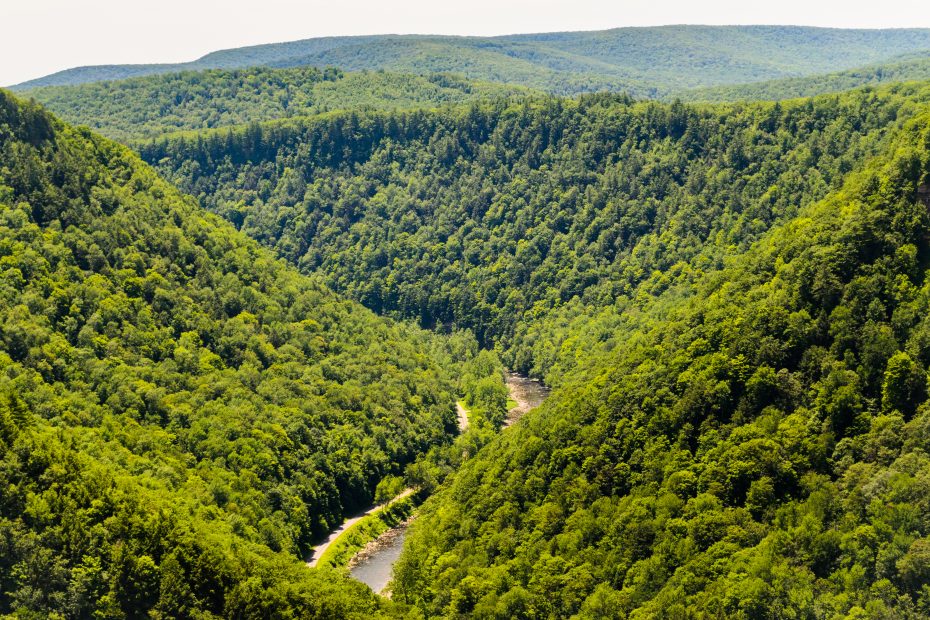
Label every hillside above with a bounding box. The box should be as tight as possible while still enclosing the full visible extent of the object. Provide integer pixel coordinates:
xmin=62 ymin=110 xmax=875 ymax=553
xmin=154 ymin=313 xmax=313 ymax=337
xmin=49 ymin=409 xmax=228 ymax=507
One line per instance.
xmin=11 ymin=19 xmax=930 ymax=616
xmin=682 ymin=52 xmax=930 ymax=102
xmin=14 ymin=26 xmax=930 ymax=96
xmin=393 ymin=100 xmax=930 ymax=617
xmin=133 ymin=83 xmax=930 ymax=616
xmin=0 ymin=90 xmax=462 ymax=617
xmin=22 ymin=66 xmax=532 ymax=142
xmin=143 ymin=84 xmax=930 ymax=380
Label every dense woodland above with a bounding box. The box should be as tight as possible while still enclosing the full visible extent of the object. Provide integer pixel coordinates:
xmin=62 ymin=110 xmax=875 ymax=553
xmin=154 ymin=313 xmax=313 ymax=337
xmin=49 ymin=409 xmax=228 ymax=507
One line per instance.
xmin=136 ymin=82 xmax=930 ymax=616
xmin=143 ymin=85 xmax=930 ymax=382
xmin=8 ymin=23 xmax=930 ymax=619
xmin=26 ymin=55 xmax=930 ymax=150
xmin=682 ymin=53 xmax=930 ymax=103
xmin=0 ymin=90 xmax=492 ymax=617
xmin=23 ymin=67 xmax=529 ymax=142
xmin=393 ymin=101 xmax=930 ymax=618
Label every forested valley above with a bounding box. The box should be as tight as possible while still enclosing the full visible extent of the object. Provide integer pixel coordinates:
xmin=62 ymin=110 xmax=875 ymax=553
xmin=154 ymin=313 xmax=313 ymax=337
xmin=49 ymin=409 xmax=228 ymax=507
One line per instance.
xmin=140 ymin=82 xmax=930 ymax=617
xmin=142 ymin=85 xmax=930 ymax=380
xmin=7 ymin=21 xmax=930 ymax=620
xmin=393 ymin=96 xmax=930 ymax=619
xmin=0 ymin=89 xmax=512 ymax=617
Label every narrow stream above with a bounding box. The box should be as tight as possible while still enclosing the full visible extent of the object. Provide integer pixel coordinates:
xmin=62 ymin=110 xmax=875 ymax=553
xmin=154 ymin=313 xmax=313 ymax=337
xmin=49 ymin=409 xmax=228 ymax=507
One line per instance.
xmin=348 ymin=527 xmax=408 ymax=594
xmin=346 ymin=372 xmax=548 ymax=594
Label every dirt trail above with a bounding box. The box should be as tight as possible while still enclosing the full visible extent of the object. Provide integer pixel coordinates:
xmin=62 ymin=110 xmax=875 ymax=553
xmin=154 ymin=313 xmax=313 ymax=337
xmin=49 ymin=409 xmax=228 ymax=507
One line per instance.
xmin=313 ymin=373 xmax=548 ymax=584
xmin=456 ymin=401 xmax=470 ymax=431
xmin=306 ymin=487 xmax=414 ymax=568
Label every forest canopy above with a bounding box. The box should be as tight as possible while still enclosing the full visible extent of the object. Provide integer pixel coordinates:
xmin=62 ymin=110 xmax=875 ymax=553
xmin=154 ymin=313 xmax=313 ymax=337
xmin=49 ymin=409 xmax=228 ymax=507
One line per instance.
xmin=389 ymin=89 xmax=930 ymax=619
xmin=0 ymin=89 xmax=465 ymax=618
xmin=9 ymin=28 xmax=930 ymax=615
xmin=144 ymin=84 xmax=930 ymax=382
xmin=22 ymin=66 xmax=531 ymax=142
xmin=135 ymin=81 xmax=930 ymax=617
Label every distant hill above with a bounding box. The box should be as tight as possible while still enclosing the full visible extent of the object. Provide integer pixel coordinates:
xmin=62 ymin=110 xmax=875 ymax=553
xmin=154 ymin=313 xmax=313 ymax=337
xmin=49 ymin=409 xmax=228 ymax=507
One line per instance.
xmin=21 ymin=66 xmax=533 ymax=142
xmin=680 ymin=52 xmax=930 ymax=102
xmin=14 ymin=26 xmax=930 ymax=96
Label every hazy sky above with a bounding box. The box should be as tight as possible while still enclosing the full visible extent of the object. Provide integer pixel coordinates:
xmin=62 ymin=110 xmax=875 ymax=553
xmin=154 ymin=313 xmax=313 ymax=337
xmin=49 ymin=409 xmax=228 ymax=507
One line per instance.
xmin=4 ymin=0 xmax=930 ymax=86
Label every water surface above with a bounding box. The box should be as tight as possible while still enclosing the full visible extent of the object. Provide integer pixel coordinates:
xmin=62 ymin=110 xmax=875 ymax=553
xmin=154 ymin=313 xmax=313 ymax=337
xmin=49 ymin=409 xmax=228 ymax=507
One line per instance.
xmin=505 ymin=372 xmax=551 ymax=425
xmin=349 ymin=527 xmax=408 ymax=594
xmin=347 ymin=373 xmax=549 ymax=593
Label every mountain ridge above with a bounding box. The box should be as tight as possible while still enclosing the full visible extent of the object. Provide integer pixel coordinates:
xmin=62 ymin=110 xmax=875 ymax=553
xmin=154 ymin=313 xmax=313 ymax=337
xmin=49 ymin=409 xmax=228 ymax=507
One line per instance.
xmin=19 ymin=66 xmax=534 ymax=142
xmin=681 ymin=51 xmax=930 ymax=102
xmin=14 ymin=25 xmax=930 ymax=96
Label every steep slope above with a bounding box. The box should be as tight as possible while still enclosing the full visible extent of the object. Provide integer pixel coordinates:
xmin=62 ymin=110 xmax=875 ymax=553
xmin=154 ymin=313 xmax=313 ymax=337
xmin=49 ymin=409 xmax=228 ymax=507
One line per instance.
xmin=682 ymin=52 xmax=930 ymax=102
xmin=22 ymin=67 xmax=533 ymax=142
xmin=0 ymin=90 xmax=456 ymax=617
xmin=143 ymin=84 xmax=930 ymax=383
xmin=393 ymin=90 xmax=930 ymax=618
xmin=13 ymin=26 xmax=930 ymax=96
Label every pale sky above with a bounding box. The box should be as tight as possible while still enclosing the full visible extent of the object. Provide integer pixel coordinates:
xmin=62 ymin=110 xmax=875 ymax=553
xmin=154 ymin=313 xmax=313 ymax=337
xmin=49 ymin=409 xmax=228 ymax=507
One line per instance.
xmin=3 ymin=0 xmax=930 ymax=86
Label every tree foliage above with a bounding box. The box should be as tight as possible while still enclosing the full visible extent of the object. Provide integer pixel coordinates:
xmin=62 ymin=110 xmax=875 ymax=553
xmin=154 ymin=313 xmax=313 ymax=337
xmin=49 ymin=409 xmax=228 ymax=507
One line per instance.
xmin=24 ymin=67 xmax=531 ymax=142
xmin=146 ymin=84 xmax=930 ymax=385
xmin=391 ymin=98 xmax=930 ymax=618
xmin=681 ymin=53 xmax=930 ymax=103
xmin=0 ymin=89 xmax=463 ymax=617
xmin=11 ymin=58 xmax=930 ymax=617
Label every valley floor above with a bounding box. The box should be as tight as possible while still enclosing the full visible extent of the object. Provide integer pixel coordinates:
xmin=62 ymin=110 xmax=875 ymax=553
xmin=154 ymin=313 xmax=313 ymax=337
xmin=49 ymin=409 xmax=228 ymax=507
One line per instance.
xmin=505 ymin=372 xmax=551 ymax=426
xmin=323 ymin=372 xmax=551 ymax=592
xmin=306 ymin=488 xmax=415 ymax=568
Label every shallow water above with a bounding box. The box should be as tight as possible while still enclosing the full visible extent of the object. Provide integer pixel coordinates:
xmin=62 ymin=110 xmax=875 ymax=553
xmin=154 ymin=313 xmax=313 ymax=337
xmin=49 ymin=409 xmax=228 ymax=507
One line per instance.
xmin=505 ymin=372 xmax=551 ymax=425
xmin=347 ymin=374 xmax=550 ymax=594
xmin=349 ymin=527 xmax=408 ymax=594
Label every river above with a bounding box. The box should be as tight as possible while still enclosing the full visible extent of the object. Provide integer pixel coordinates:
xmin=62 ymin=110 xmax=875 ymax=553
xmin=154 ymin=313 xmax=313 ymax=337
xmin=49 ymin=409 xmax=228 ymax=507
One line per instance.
xmin=346 ymin=372 xmax=549 ymax=593
xmin=306 ymin=488 xmax=413 ymax=568
xmin=348 ymin=526 xmax=408 ymax=595
xmin=505 ymin=372 xmax=550 ymax=426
